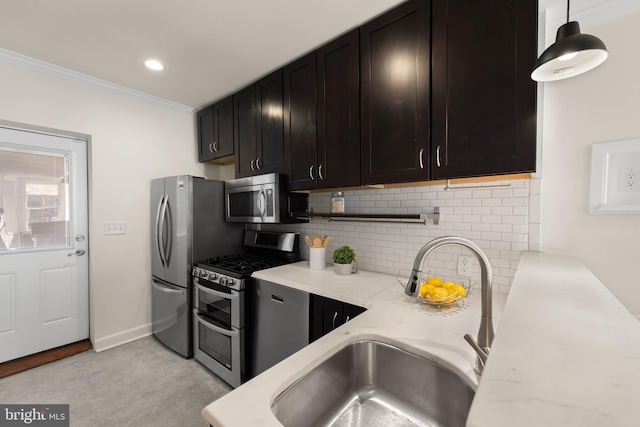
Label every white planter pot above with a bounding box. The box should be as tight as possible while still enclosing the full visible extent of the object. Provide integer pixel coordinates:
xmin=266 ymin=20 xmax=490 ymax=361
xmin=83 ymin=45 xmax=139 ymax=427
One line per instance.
xmin=334 ymin=262 xmax=354 ymax=276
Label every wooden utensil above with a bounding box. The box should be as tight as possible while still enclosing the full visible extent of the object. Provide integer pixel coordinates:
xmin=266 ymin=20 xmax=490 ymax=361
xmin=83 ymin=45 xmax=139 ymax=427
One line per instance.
xmin=304 ymin=236 xmax=313 ymax=248
xmin=322 ymin=236 xmax=331 ymax=247
xmin=313 ymin=237 xmax=322 ymax=248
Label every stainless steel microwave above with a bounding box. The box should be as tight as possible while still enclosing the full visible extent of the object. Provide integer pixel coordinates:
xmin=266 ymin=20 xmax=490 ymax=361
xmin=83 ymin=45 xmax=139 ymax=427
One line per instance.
xmin=225 ymin=173 xmax=307 ymax=223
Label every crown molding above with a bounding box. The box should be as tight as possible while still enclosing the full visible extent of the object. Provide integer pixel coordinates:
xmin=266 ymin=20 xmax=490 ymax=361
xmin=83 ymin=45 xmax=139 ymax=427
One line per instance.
xmin=0 ymin=48 xmax=194 ymax=113
xmin=545 ymin=1 xmax=640 ymax=42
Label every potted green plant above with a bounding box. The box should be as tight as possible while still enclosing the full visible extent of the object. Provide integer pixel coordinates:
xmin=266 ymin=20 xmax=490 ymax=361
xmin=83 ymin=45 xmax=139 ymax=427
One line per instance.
xmin=333 ymin=245 xmax=356 ymax=276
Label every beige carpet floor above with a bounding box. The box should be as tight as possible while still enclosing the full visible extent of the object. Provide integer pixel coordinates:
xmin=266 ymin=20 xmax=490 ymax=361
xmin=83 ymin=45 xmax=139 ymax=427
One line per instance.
xmin=0 ymin=336 xmax=231 ymax=426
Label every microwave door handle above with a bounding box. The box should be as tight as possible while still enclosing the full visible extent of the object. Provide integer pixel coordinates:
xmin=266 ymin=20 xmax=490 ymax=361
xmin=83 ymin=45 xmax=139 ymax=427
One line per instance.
xmin=257 ymin=190 xmax=266 ymax=218
xmin=195 ymin=283 xmax=239 ymax=301
xmin=194 ymin=312 xmax=239 ymax=337
xmin=156 ymin=195 xmax=167 ymax=267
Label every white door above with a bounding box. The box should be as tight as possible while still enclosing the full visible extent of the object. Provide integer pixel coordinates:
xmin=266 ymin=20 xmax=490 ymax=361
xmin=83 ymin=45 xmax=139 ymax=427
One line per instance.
xmin=0 ymin=126 xmax=88 ymax=363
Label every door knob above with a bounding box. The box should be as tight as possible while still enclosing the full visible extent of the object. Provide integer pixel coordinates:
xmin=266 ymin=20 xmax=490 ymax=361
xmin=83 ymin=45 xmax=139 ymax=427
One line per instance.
xmin=68 ymin=249 xmax=86 ymax=257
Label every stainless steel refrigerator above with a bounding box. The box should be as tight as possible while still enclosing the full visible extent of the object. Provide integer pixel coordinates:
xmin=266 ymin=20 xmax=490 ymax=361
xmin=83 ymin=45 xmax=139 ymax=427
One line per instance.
xmin=151 ymin=175 xmax=243 ymax=357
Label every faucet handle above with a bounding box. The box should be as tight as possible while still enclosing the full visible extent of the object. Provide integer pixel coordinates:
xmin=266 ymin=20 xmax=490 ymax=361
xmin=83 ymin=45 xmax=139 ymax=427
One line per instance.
xmin=464 ymin=333 xmax=489 ymax=373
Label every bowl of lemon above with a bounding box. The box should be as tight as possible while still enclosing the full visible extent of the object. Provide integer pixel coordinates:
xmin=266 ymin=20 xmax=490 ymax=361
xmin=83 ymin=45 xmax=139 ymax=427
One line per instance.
xmin=418 ymin=276 xmax=468 ymax=306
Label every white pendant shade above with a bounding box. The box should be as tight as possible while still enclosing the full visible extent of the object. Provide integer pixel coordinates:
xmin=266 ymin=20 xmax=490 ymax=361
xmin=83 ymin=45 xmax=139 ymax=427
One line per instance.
xmin=531 ymin=46 xmax=608 ymax=82
xmin=531 ymin=13 xmax=608 ymax=82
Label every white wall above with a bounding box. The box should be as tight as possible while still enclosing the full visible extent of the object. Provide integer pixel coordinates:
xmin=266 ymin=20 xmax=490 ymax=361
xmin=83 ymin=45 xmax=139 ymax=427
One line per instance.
xmin=540 ymin=11 xmax=640 ymax=317
xmin=0 ymin=60 xmax=204 ymax=350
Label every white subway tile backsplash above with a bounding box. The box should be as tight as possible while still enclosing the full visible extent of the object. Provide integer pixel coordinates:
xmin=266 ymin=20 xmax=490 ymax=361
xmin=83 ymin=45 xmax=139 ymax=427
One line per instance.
xmin=482 ymin=198 xmax=503 ymax=207
xmin=269 ymin=177 xmax=534 ymax=295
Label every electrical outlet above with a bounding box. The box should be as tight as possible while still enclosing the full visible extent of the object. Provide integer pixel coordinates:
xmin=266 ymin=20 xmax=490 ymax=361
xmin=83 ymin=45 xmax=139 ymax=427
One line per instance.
xmin=104 ymin=222 xmax=126 ymax=235
xmin=620 ymin=167 xmax=640 ymax=192
xmin=457 ymin=255 xmax=472 ymax=277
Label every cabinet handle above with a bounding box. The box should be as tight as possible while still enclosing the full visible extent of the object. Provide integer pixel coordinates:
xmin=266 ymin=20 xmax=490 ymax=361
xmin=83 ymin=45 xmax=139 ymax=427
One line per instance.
xmin=208 ymin=142 xmax=214 ymax=153
xmin=345 ymin=315 xmax=350 ymax=323
xmin=419 ymin=149 xmax=424 ymax=169
xmin=309 ymin=165 xmax=315 ymax=181
xmin=250 ymin=160 xmax=256 ymax=171
xmin=318 ymin=164 xmax=324 ymax=180
xmin=213 ymin=141 xmax=219 ymax=152
xmin=332 ymin=311 xmax=338 ymax=329
xmin=436 ymin=145 xmax=441 ymax=168
xmin=256 ymin=157 xmax=262 ymax=170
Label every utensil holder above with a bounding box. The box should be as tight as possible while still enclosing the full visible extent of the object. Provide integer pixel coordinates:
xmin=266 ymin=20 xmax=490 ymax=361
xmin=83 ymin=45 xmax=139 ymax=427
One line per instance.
xmin=309 ymin=247 xmax=326 ymax=271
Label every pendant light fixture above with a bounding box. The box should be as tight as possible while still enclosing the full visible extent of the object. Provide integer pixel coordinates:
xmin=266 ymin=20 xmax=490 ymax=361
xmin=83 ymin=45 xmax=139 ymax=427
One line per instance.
xmin=531 ymin=0 xmax=608 ymax=82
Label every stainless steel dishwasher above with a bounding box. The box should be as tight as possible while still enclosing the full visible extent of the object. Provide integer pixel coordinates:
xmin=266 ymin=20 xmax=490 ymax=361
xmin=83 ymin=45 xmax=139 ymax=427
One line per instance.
xmin=250 ymin=278 xmax=310 ymax=377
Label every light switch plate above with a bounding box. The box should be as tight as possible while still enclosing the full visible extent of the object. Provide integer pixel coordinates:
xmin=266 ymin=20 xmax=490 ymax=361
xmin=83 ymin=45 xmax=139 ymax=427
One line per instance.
xmin=104 ymin=222 xmax=126 ymax=235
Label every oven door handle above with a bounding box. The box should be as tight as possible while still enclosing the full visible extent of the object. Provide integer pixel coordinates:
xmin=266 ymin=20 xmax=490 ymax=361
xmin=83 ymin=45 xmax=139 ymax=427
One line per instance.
xmin=194 ymin=311 xmax=239 ymax=337
xmin=195 ymin=282 xmax=239 ymax=301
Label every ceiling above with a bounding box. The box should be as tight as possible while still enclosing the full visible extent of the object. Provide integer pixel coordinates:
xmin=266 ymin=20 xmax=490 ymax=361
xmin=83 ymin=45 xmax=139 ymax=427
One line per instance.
xmin=1 ymin=0 xmax=639 ymax=112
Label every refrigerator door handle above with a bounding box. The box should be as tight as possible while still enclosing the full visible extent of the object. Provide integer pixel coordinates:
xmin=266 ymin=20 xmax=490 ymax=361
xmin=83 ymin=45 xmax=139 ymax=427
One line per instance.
xmin=152 ymin=280 xmax=184 ymax=294
xmin=156 ymin=195 xmax=166 ymax=267
xmin=163 ymin=195 xmax=173 ymax=266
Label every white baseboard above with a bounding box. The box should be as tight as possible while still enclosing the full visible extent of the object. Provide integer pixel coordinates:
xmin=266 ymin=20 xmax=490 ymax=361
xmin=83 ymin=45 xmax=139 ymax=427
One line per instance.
xmin=92 ymin=323 xmax=152 ymax=352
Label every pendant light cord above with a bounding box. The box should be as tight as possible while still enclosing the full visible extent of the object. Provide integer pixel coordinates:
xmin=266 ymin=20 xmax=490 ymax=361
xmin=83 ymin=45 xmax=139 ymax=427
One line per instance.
xmin=566 ymin=0 xmax=570 ymax=23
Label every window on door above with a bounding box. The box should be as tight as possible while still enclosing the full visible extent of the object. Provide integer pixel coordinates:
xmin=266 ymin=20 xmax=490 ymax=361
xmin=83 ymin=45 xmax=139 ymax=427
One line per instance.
xmin=0 ymin=148 xmax=69 ymax=251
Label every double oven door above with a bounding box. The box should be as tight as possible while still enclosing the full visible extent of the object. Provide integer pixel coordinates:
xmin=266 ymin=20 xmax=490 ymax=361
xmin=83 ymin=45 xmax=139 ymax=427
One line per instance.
xmin=192 ymin=275 xmax=244 ymax=388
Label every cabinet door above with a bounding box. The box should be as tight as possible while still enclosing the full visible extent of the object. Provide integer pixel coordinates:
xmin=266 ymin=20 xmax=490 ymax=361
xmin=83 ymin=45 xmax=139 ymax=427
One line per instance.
xmin=309 ymin=295 xmax=366 ymax=343
xmin=234 ymin=85 xmax=257 ymax=178
xmin=342 ymin=302 xmax=366 ymax=324
xmin=317 ymin=29 xmax=360 ymax=189
xmin=360 ymin=0 xmax=430 ymax=185
xmin=197 ymin=106 xmax=216 ymax=162
xmin=255 ymin=70 xmax=284 ymax=175
xmin=309 ymin=294 xmax=342 ymax=343
xmin=431 ymin=0 xmax=537 ymax=179
xmin=213 ymin=95 xmax=234 ymax=158
xmin=284 ymin=53 xmax=317 ymax=191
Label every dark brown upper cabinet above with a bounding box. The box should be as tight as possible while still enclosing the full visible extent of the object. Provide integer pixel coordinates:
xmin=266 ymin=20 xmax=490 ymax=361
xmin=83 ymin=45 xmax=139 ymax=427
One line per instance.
xmin=234 ymin=70 xmax=285 ymax=178
xmin=360 ymin=0 xmax=430 ymax=185
xmin=283 ymin=53 xmax=317 ymax=190
xmin=197 ymin=96 xmax=234 ymax=163
xmin=430 ymin=0 xmax=537 ymax=179
xmin=284 ymin=29 xmax=360 ymax=191
xmin=317 ymin=29 xmax=360 ymax=189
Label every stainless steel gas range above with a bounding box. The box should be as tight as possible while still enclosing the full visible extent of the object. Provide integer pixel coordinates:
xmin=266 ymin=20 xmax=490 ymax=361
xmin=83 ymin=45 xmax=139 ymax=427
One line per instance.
xmin=191 ymin=230 xmax=299 ymax=388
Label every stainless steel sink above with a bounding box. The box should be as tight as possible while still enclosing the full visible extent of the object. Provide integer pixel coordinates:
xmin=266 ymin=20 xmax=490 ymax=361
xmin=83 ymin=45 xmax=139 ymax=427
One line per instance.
xmin=271 ymin=340 xmax=475 ymax=427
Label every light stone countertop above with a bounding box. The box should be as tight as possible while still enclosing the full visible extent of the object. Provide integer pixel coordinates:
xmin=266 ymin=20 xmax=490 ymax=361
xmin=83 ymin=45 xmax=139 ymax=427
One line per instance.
xmin=466 ymin=251 xmax=640 ymax=427
xmin=201 ymin=252 xmax=640 ymax=426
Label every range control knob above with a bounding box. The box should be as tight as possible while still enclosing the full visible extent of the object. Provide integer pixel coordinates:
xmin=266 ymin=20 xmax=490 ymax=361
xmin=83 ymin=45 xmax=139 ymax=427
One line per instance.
xmin=209 ymin=272 xmax=218 ymax=281
xmin=219 ymin=277 xmax=227 ymax=286
xmin=226 ymin=278 xmax=235 ymax=287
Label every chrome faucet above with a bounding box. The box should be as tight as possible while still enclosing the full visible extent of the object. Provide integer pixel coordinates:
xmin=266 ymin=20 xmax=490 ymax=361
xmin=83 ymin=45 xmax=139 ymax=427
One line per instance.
xmin=405 ymin=236 xmax=494 ymax=374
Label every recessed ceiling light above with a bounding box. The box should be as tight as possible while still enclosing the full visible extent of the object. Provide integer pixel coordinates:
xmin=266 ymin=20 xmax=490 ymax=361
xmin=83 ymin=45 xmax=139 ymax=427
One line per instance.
xmin=144 ymin=59 xmax=164 ymax=71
